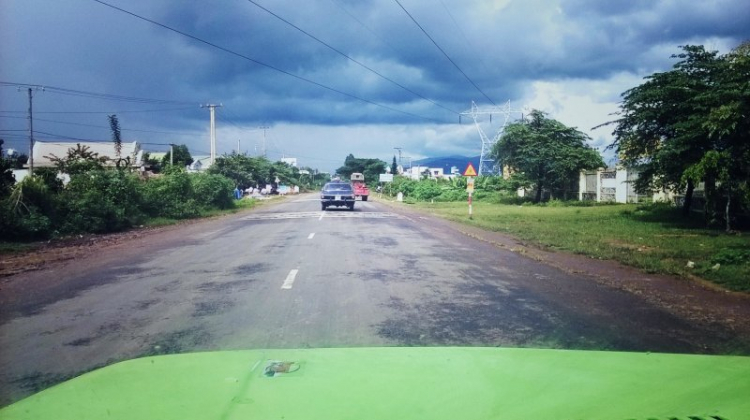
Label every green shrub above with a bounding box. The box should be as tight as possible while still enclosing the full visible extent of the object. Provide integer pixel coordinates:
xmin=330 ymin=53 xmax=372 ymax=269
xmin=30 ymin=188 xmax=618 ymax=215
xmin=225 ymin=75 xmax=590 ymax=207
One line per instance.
xmin=435 ymin=189 xmax=467 ymax=202
xmin=0 ymin=198 xmax=53 ymax=240
xmin=496 ymin=195 xmax=532 ymax=205
xmin=472 ymin=191 xmax=489 ymax=200
xmin=190 ymin=173 xmax=235 ymax=210
xmin=0 ymin=176 xmax=58 ymax=240
xmin=32 ymin=168 xmax=64 ymax=193
xmin=711 ymin=249 xmax=750 ymax=265
xmin=0 ymin=168 xmax=243 ymax=241
xmin=413 ymin=182 xmax=443 ymax=200
xmin=14 ymin=176 xmax=59 ymax=217
xmin=141 ymin=171 xmax=200 ymax=219
xmin=545 ymin=199 xmax=567 ymax=207
xmin=391 ymin=177 xmax=419 ymax=197
xmin=58 ymin=171 xmax=144 ymax=233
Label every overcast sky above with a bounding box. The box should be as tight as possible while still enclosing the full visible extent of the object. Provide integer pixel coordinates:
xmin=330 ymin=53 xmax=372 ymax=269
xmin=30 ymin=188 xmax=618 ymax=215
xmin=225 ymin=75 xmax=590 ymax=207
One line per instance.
xmin=1 ymin=0 xmax=748 ymax=171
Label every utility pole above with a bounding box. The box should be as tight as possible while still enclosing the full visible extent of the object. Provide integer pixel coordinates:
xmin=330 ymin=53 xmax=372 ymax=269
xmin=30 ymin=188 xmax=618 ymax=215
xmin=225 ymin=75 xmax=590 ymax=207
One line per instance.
xmin=201 ymin=103 xmax=222 ymax=167
xmin=394 ymin=147 xmax=402 ymax=165
xmin=27 ymin=88 xmax=34 ymax=173
xmin=237 ymin=139 xmax=241 ymax=154
xmin=20 ymin=86 xmax=43 ymax=174
xmin=170 ymin=143 xmax=174 ymax=166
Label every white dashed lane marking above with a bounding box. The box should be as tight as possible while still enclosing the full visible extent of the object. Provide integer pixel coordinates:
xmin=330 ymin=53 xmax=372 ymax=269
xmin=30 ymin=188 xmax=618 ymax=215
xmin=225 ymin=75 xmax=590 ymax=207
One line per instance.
xmin=281 ymin=269 xmax=299 ymax=290
xmin=308 ymin=233 xmax=315 ymax=239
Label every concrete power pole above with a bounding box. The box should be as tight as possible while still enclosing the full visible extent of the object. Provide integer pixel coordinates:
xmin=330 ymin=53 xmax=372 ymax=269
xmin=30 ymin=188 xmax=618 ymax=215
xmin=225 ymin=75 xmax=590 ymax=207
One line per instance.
xmin=201 ymin=103 xmax=222 ymax=167
xmin=27 ymin=88 xmax=34 ymax=174
xmin=15 ymin=85 xmax=43 ymax=174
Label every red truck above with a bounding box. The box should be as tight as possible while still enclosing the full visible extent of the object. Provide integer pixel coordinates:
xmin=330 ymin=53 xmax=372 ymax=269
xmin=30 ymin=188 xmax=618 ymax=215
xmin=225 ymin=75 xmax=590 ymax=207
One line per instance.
xmin=350 ymin=172 xmax=369 ymax=201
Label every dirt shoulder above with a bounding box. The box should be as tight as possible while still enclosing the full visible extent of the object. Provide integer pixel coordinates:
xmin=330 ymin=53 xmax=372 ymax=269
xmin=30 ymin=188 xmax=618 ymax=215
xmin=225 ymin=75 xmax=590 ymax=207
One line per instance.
xmin=1 ymin=218 xmax=215 ymax=278
xmin=375 ymin=197 xmax=750 ymax=343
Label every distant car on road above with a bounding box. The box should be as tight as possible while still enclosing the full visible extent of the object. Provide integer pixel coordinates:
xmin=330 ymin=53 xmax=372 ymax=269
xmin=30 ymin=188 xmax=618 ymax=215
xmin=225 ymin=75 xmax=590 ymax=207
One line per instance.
xmin=321 ymin=182 xmax=355 ymax=211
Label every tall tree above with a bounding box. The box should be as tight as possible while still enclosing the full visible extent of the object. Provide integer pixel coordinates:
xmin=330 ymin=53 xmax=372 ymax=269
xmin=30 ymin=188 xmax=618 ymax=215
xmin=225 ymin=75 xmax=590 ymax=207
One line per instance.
xmin=492 ymin=110 xmax=603 ymax=202
xmin=606 ymin=45 xmax=722 ymax=215
xmin=391 ymin=155 xmax=398 ymax=175
xmin=336 ymin=154 xmax=386 ymax=184
xmin=607 ymin=44 xmax=749 ymax=227
xmin=682 ymin=42 xmax=750 ymax=230
xmin=208 ymin=153 xmax=298 ymax=189
xmin=108 ymin=114 xmax=130 ymax=169
xmin=162 ymin=144 xmax=194 ymax=168
xmin=109 ymin=115 xmax=122 ymax=157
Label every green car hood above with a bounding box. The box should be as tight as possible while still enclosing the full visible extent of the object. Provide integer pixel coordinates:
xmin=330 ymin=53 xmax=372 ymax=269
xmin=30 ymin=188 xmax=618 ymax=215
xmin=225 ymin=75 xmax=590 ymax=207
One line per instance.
xmin=2 ymin=347 xmax=749 ymax=420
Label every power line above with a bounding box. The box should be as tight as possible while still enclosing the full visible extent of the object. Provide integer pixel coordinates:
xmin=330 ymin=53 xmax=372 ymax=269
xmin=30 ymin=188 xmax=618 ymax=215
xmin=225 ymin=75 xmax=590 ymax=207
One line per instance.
xmin=393 ymin=0 xmax=496 ymax=106
xmin=328 ymin=0 xmax=403 ymax=58
xmin=437 ymin=0 xmax=494 ymax=78
xmin=0 ymin=106 xmax=197 ymax=115
xmin=30 ymin=135 xmax=179 ymax=148
xmin=0 ymin=81 xmax=194 ymax=105
xmin=33 ymin=130 xmax=110 ymax=142
xmin=90 ymin=0 xmax=445 ymax=124
xmin=30 ymin=117 xmax=205 ymax=137
xmin=216 ymin=112 xmax=255 ymax=133
xmin=245 ymin=0 xmax=460 ymax=115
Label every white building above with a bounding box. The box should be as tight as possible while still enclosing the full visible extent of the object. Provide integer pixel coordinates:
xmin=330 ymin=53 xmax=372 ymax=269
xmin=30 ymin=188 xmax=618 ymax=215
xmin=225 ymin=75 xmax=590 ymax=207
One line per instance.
xmin=280 ymin=157 xmax=298 ymax=167
xmin=579 ymin=166 xmax=643 ymax=203
xmin=405 ymin=165 xmax=430 ymax=180
xmin=188 ymin=155 xmax=212 ymax=172
xmin=405 ymin=166 xmax=456 ymax=180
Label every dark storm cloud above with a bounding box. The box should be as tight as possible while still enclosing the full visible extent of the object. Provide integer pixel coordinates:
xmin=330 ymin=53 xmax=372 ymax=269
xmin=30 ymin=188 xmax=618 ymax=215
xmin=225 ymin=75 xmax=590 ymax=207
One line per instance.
xmin=1 ymin=0 xmax=748 ymax=169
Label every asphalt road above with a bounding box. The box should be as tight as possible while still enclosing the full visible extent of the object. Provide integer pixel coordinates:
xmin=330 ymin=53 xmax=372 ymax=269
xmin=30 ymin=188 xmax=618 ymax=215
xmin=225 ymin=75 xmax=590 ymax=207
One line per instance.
xmin=0 ymin=195 xmax=742 ymax=405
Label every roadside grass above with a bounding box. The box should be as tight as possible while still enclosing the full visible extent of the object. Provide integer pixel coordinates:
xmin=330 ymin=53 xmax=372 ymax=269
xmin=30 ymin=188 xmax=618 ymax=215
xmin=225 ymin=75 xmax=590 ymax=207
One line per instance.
xmin=143 ymin=197 xmax=266 ymax=227
xmin=414 ymin=201 xmax=750 ymax=292
xmin=0 ymin=243 xmax=36 ymax=254
xmin=141 ymin=217 xmax=182 ymax=228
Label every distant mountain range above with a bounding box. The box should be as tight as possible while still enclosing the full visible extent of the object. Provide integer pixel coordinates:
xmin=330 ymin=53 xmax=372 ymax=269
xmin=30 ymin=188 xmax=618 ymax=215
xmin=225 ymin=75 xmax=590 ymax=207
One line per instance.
xmin=411 ymin=155 xmax=480 ymax=172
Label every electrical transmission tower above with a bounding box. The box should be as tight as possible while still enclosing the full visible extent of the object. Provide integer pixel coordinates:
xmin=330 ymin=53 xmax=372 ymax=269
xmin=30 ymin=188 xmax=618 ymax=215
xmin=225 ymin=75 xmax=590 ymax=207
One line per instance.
xmin=461 ymin=100 xmax=522 ymax=176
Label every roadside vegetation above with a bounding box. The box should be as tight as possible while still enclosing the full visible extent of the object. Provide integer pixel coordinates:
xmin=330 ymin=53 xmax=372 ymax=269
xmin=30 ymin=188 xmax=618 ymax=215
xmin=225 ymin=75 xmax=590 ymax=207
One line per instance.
xmin=412 ymin=200 xmax=750 ymax=292
xmin=0 ymin=137 xmax=320 ymax=244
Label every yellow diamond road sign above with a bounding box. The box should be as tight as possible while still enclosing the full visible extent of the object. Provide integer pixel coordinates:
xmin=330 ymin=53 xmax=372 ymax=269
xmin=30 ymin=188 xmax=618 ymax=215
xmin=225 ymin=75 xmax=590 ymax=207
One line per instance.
xmin=463 ymin=163 xmax=477 ymax=177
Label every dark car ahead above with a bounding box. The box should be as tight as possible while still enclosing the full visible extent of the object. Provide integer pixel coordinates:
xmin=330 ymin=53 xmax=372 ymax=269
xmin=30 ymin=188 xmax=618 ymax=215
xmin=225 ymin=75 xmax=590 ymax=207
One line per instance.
xmin=321 ymin=182 xmax=355 ymax=211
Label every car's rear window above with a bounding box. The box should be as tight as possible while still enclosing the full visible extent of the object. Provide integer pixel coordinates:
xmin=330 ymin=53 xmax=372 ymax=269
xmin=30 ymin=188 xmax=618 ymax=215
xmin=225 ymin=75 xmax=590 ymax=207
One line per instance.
xmin=323 ymin=183 xmax=353 ymax=191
